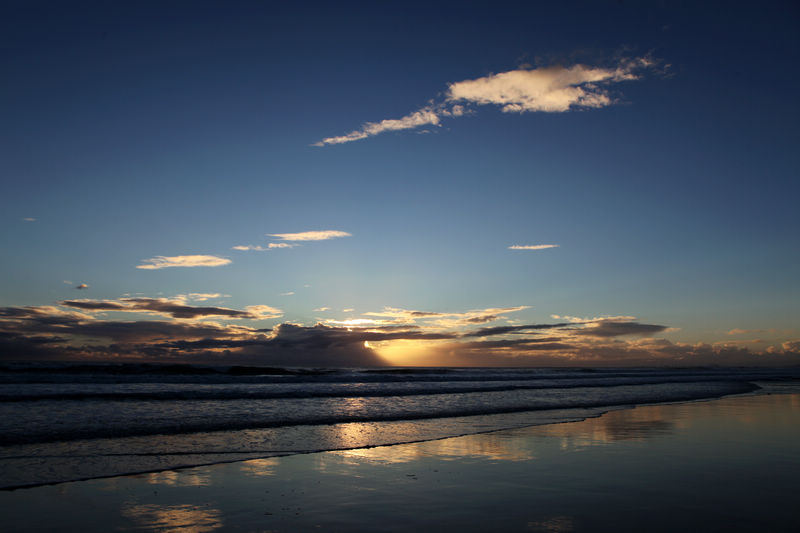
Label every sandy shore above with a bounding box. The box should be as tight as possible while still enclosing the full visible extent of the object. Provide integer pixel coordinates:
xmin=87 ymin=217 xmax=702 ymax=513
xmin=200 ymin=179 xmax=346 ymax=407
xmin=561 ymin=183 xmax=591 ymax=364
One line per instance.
xmin=3 ymin=392 xmax=799 ymax=532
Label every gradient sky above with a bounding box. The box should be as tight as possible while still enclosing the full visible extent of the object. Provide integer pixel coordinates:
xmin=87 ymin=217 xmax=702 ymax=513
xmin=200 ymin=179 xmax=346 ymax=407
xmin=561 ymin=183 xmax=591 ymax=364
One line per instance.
xmin=2 ymin=1 xmax=799 ymax=366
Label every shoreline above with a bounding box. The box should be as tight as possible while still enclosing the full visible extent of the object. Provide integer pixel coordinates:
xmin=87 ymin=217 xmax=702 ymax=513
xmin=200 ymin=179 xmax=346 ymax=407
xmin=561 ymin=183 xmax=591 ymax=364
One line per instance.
xmin=3 ymin=391 xmax=799 ymax=532
xmin=0 ymin=382 xmax=774 ymax=492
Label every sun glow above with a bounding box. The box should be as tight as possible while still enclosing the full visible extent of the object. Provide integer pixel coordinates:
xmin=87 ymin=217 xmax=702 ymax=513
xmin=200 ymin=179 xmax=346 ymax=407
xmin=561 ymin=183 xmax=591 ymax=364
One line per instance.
xmin=372 ymin=339 xmax=443 ymax=367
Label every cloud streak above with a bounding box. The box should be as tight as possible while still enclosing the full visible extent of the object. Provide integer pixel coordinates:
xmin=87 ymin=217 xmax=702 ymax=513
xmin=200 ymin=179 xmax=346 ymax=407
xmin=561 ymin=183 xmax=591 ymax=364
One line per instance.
xmin=232 ymin=243 xmax=298 ymax=251
xmin=314 ymin=108 xmax=440 ymax=146
xmin=59 ymin=298 xmax=282 ymax=320
xmin=315 ymin=58 xmax=654 ymax=145
xmin=136 ymin=255 xmax=231 ymax=270
xmin=509 ymin=244 xmax=559 ymax=250
xmin=268 ymin=230 xmax=352 ymax=241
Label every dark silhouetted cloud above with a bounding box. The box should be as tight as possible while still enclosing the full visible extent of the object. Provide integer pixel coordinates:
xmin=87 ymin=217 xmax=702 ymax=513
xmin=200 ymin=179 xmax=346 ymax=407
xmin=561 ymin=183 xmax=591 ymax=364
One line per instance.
xmin=60 ymin=298 xmax=281 ymax=320
xmin=575 ymin=321 xmax=668 ymax=338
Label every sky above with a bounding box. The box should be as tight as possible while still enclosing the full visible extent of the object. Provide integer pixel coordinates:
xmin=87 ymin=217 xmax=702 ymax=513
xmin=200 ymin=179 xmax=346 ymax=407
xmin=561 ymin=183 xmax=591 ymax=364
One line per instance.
xmin=1 ymin=1 xmax=799 ymax=367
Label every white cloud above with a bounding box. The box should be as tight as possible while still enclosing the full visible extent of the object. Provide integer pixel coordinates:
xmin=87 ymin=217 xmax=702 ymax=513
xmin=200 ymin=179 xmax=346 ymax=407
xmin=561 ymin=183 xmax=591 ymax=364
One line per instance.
xmin=509 ymin=244 xmax=559 ymax=250
xmin=314 ymin=58 xmax=653 ymax=145
xmin=268 ymin=230 xmax=351 ymax=241
xmin=244 ymin=305 xmax=283 ymax=319
xmin=136 ymin=255 xmax=232 ymax=270
xmin=22 ymin=217 xmax=36 ymax=222
xmin=232 ymin=243 xmax=299 ymax=251
xmin=314 ymin=107 xmax=440 ymax=146
xmin=176 ymin=293 xmax=227 ymax=302
xmin=363 ymin=305 xmax=530 ymax=327
xmin=281 ymin=291 xmax=295 ymax=296
xmin=314 ymin=307 xmax=330 ymax=312
xmin=447 ymin=60 xmax=650 ymax=113
xmin=551 ymin=314 xmax=637 ymax=323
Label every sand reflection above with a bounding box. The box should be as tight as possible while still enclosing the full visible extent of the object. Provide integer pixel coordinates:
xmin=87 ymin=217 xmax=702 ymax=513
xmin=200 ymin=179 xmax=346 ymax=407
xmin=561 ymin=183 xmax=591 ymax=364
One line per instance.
xmin=534 ymin=405 xmax=676 ymax=449
xmin=326 ymin=431 xmax=535 ymax=465
xmin=121 ymin=503 xmax=223 ymax=532
xmin=142 ymin=470 xmax=210 ymax=487
xmin=239 ymin=457 xmax=280 ymax=477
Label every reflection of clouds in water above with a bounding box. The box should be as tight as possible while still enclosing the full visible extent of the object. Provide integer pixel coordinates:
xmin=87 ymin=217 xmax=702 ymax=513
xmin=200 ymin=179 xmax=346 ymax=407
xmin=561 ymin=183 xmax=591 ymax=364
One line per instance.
xmin=671 ymin=394 xmax=800 ymax=427
xmin=239 ymin=457 xmax=280 ymax=477
xmin=537 ymin=407 xmax=675 ymax=450
xmin=121 ymin=503 xmax=223 ymax=532
xmin=327 ymin=432 xmax=535 ymax=464
xmin=142 ymin=470 xmax=210 ymax=487
xmin=527 ymin=515 xmax=575 ymax=532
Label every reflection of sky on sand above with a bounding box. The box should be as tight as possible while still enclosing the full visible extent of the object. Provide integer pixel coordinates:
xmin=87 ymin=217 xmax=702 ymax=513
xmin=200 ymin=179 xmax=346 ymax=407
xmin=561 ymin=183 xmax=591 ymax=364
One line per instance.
xmin=328 ymin=431 xmax=535 ymax=464
xmin=121 ymin=503 xmax=223 ymax=532
xmin=239 ymin=457 xmax=280 ymax=477
xmin=139 ymin=470 xmax=211 ymax=487
xmin=533 ymin=406 xmax=677 ymax=450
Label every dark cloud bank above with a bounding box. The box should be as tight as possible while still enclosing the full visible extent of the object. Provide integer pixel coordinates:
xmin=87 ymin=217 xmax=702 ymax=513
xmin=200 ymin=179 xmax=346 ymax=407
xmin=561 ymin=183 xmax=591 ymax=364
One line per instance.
xmin=1 ymin=305 xmax=798 ymax=367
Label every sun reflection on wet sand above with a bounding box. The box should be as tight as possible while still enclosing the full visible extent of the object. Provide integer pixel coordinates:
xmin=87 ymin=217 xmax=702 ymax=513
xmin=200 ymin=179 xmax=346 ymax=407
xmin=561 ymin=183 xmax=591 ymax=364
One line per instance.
xmin=330 ymin=430 xmax=535 ymax=464
xmin=121 ymin=503 xmax=223 ymax=532
xmin=239 ymin=457 xmax=280 ymax=477
xmin=140 ymin=470 xmax=211 ymax=487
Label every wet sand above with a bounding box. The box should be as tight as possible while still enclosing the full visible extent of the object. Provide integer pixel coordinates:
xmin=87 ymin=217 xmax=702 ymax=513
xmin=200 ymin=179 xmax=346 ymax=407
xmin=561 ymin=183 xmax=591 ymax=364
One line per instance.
xmin=2 ymin=393 xmax=799 ymax=532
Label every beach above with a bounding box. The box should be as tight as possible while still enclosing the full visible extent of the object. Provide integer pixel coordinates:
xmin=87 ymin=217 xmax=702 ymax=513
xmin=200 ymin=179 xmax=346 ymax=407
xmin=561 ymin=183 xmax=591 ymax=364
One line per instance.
xmin=3 ymin=392 xmax=798 ymax=532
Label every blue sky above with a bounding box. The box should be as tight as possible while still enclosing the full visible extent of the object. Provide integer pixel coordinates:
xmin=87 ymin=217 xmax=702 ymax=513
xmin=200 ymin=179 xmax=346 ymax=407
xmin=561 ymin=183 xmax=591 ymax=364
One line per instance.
xmin=1 ymin=1 xmax=798 ymax=366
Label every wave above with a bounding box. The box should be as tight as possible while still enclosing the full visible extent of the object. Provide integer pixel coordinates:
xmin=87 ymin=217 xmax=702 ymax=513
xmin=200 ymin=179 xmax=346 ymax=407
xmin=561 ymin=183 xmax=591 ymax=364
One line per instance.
xmin=0 ymin=375 xmax=772 ymax=402
xmin=0 ymin=381 xmax=759 ymax=446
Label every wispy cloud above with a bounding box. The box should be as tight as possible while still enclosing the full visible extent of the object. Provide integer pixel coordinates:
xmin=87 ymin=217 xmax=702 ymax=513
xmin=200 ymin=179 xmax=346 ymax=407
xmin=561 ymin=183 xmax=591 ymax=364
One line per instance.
xmin=314 ymin=57 xmax=654 ymax=145
xmin=314 ymin=307 xmax=330 ymax=312
xmin=281 ymin=291 xmax=295 ymax=296
xmin=22 ymin=217 xmax=36 ymax=222
xmin=175 ymin=293 xmax=227 ymax=302
xmin=232 ymin=243 xmax=298 ymax=251
xmin=362 ymin=305 xmax=530 ymax=327
xmin=136 ymin=255 xmax=231 ymax=270
xmin=509 ymin=244 xmax=559 ymax=250
xmin=268 ymin=230 xmax=352 ymax=241
xmin=314 ymin=107 xmax=440 ymax=146
xmin=75 ymin=283 xmax=89 ymax=290
xmin=60 ymin=297 xmax=282 ymax=320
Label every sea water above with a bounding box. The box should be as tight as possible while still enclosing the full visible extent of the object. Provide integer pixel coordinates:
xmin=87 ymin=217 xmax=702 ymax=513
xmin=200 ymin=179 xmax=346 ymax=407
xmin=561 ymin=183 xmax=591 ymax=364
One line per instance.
xmin=1 ymin=363 xmax=798 ymax=490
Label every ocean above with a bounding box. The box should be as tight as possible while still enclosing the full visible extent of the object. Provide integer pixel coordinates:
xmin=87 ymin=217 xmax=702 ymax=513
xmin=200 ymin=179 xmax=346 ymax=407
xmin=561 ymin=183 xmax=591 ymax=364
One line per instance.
xmin=1 ymin=363 xmax=798 ymax=490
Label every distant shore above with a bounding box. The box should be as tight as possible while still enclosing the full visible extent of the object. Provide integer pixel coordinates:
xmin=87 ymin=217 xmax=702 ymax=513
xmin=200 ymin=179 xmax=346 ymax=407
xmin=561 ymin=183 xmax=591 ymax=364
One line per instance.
xmin=2 ymin=392 xmax=799 ymax=532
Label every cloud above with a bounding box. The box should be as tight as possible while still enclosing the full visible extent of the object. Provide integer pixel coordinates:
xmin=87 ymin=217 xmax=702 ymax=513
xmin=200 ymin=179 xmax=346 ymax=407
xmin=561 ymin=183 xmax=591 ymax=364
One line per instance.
xmin=2 ymin=303 xmax=799 ymax=367
xmin=281 ymin=292 xmax=295 ymax=296
xmin=314 ymin=107 xmax=440 ymax=146
xmin=22 ymin=217 xmax=36 ymax=222
xmin=509 ymin=244 xmax=559 ymax=250
xmin=75 ymin=283 xmax=89 ymax=290
xmin=232 ymin=243 xmax=298 ymax=251
xmin=314 ymin=57 xmax=654 ymax=145
xmin=60 ymin=298 xmax=282 ymax=320
xmin=462 ymin=323 xmax=573 ymax=337
xmin=574 ymin=320 xmax=668 ymax=338
xmin=136 ymin=255 xmax=231 ymax=270
xmin=268 ymin=230 xmax=351 ymax=241
xmin=314 ymin=307 xmax=330 ymax=312
xmin=175 ymin=293 xmax=227 ymax=302
xmin=447 ymin=59 xmax=651 ymax=113
xmin=362 ymin=306 xmax=529 ymax=326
